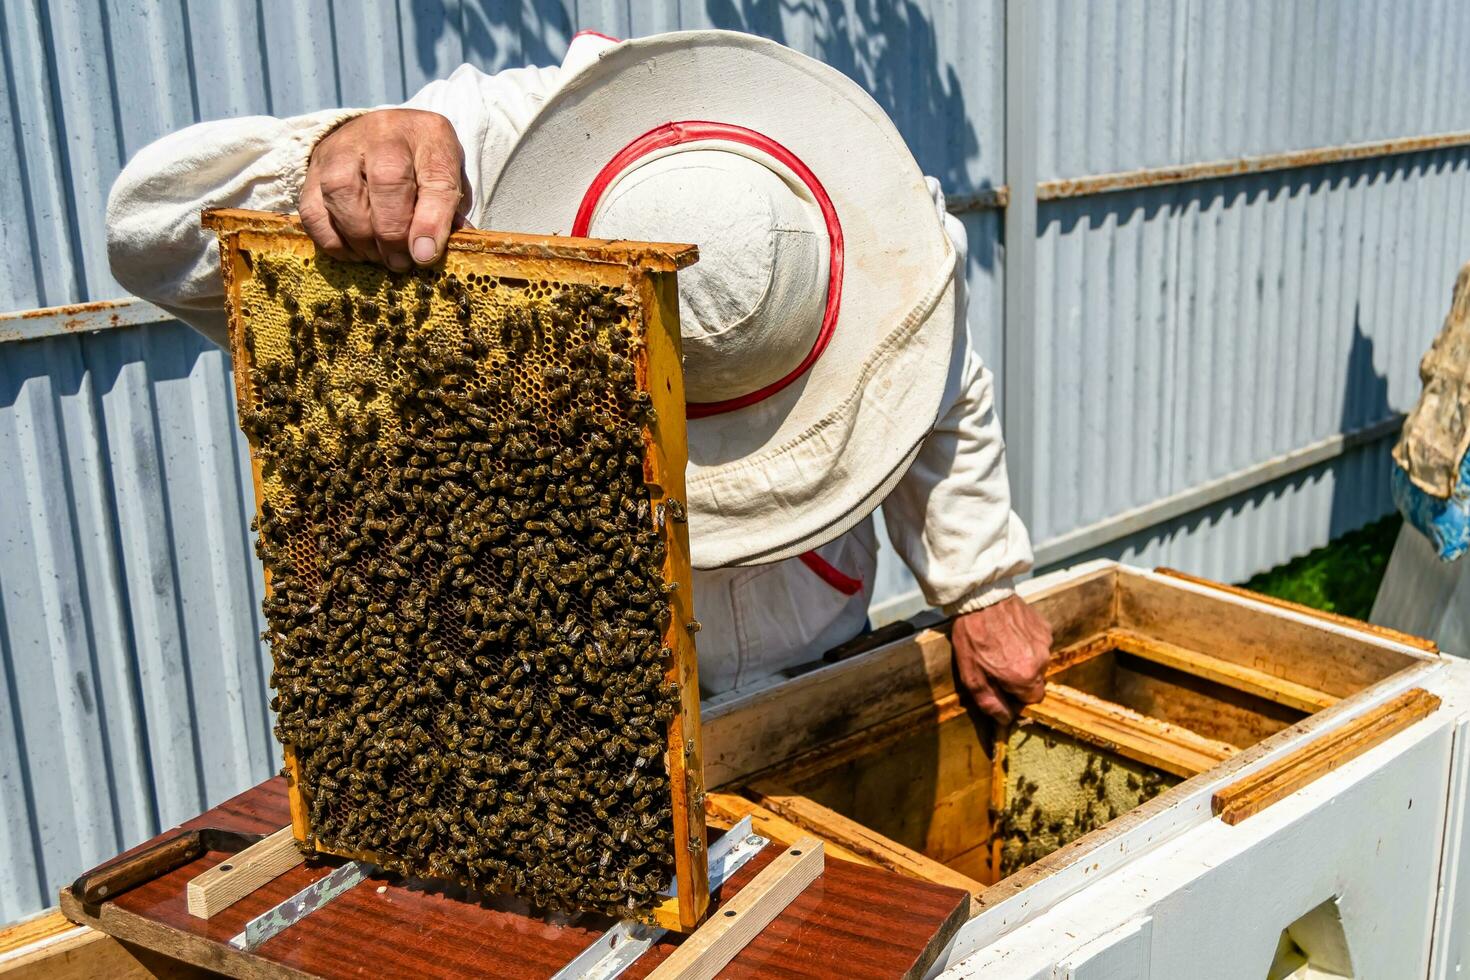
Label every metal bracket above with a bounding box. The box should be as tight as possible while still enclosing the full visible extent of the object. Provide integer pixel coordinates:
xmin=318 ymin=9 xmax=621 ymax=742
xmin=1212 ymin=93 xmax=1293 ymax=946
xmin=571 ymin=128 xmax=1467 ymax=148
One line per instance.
xmin=553 ymin=816 xmax=769 ymax=980
xmin=229 ymin=860 xmax=372 ymax=951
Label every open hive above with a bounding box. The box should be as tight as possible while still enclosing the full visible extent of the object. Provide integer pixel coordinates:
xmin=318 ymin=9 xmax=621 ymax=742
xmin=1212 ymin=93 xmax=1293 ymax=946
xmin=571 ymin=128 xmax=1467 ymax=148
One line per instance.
xmin=204 ymin=209 xmax=708 ymax=928
xmin=733 ymin=564 xmax=1439 ymax=905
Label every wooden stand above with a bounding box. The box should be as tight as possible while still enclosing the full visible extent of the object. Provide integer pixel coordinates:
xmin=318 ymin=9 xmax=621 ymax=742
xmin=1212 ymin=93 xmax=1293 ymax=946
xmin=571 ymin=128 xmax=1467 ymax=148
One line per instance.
xmin=55 ymin=779 xmax=968 ymax=980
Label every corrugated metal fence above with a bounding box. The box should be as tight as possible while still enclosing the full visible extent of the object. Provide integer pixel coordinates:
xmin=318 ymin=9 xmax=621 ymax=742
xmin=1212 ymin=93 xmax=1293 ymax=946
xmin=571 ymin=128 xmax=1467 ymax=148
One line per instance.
xmin=1 ymin=0 xmax=1466 ymax=920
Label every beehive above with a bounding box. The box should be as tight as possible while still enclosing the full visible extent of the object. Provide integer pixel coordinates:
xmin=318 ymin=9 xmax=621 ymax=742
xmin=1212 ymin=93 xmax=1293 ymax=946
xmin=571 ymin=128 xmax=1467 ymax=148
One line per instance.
xmin=204 ymin=209 xmax=708 ymax=928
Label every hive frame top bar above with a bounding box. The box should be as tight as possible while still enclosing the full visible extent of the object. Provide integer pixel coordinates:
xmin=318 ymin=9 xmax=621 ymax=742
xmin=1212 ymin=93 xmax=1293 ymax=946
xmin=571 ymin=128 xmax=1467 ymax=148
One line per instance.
xmin=202 ymin=208 xmax=699 ymax=272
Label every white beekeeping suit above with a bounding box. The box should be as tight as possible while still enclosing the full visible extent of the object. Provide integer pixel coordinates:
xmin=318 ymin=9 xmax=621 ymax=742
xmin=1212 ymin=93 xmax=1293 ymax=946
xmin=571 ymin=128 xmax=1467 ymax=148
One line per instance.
xmin=108 ymin=32 xmax=1033 ymax=696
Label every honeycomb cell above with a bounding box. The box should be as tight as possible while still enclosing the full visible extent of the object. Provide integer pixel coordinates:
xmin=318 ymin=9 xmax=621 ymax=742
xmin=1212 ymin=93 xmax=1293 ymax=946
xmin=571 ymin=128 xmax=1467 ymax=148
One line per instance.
xmin=237 ymin=248 xmax=679 ymax=916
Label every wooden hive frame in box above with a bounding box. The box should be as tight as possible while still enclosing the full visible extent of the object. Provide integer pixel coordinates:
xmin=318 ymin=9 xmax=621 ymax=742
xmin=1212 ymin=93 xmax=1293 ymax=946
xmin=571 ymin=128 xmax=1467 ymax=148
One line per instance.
xmin=699 ymin=561 xmax=1440 ymax=907
xmin=203 ymin=208 xmax=710 ymax=930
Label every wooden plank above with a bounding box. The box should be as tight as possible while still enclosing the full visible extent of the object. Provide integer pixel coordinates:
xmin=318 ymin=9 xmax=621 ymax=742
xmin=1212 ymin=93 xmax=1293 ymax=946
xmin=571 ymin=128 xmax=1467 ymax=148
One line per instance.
xmin=744 ymin=692 xmax=995 ymax=881
xmin=0 ymin=911 xmax=75 ymax=955
xmin=1116 ymin=567 xmax=1432 ymax=699
xmin=704 ymin=792 xmax=877 ymax=867
xmin=1105 ymin=655 xmax=1303 ymax=750
xmin=1023 ymin=684 xmax=1237 ymax=779
xmin=214 ymin=231 xmax=307 ymax=851
xmin=749 ymin=788 xmax=985 ymax=908
xmin=201 ymin=208 xmax=700 ymax=271
xmin=1109 ymin=629 xmax=1339 ymax=714
xmin=62 ymin=778 xmax=969 ymax=980
xmin=990 ymin=726 xmax=1009 ymax=884
xmin=1046 ymin=632 xmax=1116 ymax=676
xmin=648 ymin=896 xmax=686 ymax=931
xmin=944 ymin=842 xmax=993 ymax=886
xmin=746 ymin=692 xmax=973 ymax=790
xmin=638 ymin=264 xmax=708 ymax=930
xmin=60 ymin=891 xmax=309 ymax=980
xmin=1051 ymin=625 xmax=1337 ymax=718
xmin=648 ymin=839 xmax=824 ymax=980
xmin=1212 ymin=688 xmax=1441 ymax=824
xmin=1153 ymin=566 xmax=1439 ymax=652
xmin=1 ymin=927 xmax=102 ymax=979
xmin=912 ymin=715 xmax=997 ymax=877
xmin=703 ymin=628 xmax=956 ymax=788
xmin=1220 ymin=688 xmax=1441 ymax=805
xmin=1026 ymin=563 xmax=1119 ymax=649
xmin=279 ymin=744 xmax=309 ymax=850
xmin=0 ymin=925 xmax=209 ymax=979
xmin=186 ymin=827 xmax=300 ymax=919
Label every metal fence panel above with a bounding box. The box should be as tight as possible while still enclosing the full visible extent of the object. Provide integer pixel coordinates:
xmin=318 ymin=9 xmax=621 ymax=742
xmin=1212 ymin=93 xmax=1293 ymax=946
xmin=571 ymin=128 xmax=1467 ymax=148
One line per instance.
xmin=0 ymin=321 xmax=270 ymax=921
xmin=1024 ymin=0 xmax=1470 ymax=568
xmin=1030 ymin=152 xmax=1470 ymax=546
xmin=1 ymin=0 xmax=1467 ymax=924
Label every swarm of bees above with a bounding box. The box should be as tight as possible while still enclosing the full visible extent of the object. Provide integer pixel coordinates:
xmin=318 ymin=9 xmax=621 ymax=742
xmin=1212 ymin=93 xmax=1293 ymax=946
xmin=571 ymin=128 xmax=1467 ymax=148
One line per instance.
xmin=237 ymin=250 xmax=680 ymax=915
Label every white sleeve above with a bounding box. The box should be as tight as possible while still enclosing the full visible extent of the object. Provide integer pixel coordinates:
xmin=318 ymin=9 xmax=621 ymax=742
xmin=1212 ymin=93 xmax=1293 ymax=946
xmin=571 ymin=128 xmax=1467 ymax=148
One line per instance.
xmin=106 ymin=107 xmax=364 ymax=346
xmin=106 ymin=62 xmax=563 ymax=348
xmin=881 ymin=186 xmax=1035 ymax=614
xmin=401 ymin=62 xmax=563 ymax=224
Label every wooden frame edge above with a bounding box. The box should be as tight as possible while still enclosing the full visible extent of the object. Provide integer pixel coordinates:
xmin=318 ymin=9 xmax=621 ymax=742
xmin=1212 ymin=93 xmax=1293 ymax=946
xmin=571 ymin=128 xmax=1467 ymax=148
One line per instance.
xmin=1047 ymin=624 xmax=1342 ymax=715
xmin=60 ymin=888 xmax=310 ymax=980
xmin=637 ymin=265 xmax=709 ymax=930
xmin=1108 ymin=628 xmax=1338 ymax=714
xmin=1153 ymin=566 xmax=1439 ymax=653
xmin=647 ymin=839 xmax=824 ymax=980
xmin=1021 ymin=683 xmax=1237 ymax=780
xmin=703 ymin=792 xmax=876 ymax=868
xmin=745 ymin=786 xmax=985 ymax=911
xmin=1212 ymin=687 xmax=1441 ymax=824
xmin=202 ymin=208 xmax=698 ymax=271
xmin=203 ymin=210 xmax=709 ymax=929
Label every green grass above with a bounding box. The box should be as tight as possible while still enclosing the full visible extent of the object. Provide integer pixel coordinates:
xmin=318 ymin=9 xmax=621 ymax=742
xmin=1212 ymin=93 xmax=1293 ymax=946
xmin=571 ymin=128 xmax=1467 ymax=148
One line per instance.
xmin=1240 ymin=514 xmax=1402 ymax=621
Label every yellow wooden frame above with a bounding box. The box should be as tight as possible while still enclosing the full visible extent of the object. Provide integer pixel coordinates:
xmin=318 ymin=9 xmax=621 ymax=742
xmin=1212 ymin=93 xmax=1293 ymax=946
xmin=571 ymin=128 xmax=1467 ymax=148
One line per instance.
xmin=203 ymin=208 xmax=710 ymax=930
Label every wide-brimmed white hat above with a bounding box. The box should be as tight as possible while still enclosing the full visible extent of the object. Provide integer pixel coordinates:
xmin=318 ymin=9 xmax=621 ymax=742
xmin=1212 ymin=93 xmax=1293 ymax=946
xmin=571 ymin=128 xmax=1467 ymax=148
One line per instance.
xmin=486 ymin=30 xmax=957 ymax=569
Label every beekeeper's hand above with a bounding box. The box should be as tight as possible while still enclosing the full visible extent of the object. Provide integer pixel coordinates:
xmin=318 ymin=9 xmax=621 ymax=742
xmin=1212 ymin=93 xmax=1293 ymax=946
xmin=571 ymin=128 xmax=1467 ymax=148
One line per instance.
xmin=950 ymin=596 xmax=1052 ymax=724
xmin=299 ymin=109 xmax=467 ymax=271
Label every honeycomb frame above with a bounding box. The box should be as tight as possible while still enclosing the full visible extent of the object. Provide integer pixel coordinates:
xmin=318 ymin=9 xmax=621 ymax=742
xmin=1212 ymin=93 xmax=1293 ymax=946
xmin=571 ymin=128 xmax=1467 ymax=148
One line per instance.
xmin=203 ymin=208 xmax=709 ymax=930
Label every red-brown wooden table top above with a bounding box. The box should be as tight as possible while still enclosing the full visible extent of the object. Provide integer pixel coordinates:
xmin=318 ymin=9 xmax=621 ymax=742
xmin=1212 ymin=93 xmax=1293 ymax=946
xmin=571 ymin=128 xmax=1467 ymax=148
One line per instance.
xmin=61 ymin=778 xmax=967 ymax=979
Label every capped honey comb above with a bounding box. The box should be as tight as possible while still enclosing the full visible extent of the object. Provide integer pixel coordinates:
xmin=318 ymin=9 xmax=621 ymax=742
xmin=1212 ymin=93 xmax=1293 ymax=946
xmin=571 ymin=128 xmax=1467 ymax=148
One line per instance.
xmin=204 ymin=210 xmax=708 ymax=926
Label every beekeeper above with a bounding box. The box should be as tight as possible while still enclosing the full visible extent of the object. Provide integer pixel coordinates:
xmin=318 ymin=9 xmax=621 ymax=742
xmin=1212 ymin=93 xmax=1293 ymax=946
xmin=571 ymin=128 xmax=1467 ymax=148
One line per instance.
xmin=108 ymin=30 xmax=1052 ymax=721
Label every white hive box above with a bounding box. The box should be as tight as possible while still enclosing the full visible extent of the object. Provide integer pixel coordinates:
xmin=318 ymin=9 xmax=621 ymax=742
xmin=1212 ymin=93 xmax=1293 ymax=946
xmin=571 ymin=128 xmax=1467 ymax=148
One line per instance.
xmin=699 ymin=560 xmax=1470 ymax=979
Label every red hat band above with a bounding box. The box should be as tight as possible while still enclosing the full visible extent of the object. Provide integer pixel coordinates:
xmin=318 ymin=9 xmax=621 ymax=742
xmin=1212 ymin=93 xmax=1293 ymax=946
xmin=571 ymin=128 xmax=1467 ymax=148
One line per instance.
xmin=571 ymin=121 xmax=845 ymax=419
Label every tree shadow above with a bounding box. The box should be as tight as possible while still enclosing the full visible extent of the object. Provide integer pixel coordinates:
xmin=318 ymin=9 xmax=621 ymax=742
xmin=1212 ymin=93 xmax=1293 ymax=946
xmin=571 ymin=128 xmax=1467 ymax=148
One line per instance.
xmin=403 ymin=0 xmax=988 ymax=270
xmin=407 ymin=0 xmax=572 ymax=77
xmin=704 ymin=0 xmax=977 ymax=189
xmin=704 ymin=0 xmax=990 ymax=271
